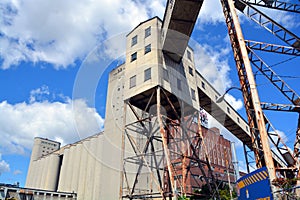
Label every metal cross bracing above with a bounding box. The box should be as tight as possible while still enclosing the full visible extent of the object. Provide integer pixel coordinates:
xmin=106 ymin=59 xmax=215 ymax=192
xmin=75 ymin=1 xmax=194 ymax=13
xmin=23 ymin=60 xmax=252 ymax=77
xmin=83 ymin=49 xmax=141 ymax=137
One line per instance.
xmin=247 ymin=48 xmax=300 ymax=105
xmin=221 ymin=0 xmax=300 ymax=194
xmin=120 ymin=87 xmax=220 ymax=199
xmin=242 ymin=0 xmax=300 ymax=13
xmin=245 ymin=40 xmax=300 ymax=56
xmin=261 ymin=102 xmax=300 ymax=112
xmin=240 ymin=0 xmax=300 ymax=176
xmin=220 ymin=0 xmax=276 ymax=181
xmin=119 ymin=0 xmax=300 ymax=197
xmin=235 ymin=0 xmax=300 ymax=50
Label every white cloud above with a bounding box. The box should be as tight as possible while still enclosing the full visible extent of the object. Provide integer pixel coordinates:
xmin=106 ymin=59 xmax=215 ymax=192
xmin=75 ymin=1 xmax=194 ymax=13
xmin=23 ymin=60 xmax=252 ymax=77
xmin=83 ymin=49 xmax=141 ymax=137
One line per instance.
xmin=194 ymin=43 xmax=232 ymax=94
xmin=29 ymin=85 xmax=50 ymax=103
xmin=0 ymin=98 xmax=104 ymax=155
xmin=0 ymin=0 xmax=156 ymax=69
xmin=198 ymin=0 xmax=225 ymax=25
xmin=13 ymin=169 xmax=22 ymax=175
xmin=224 ymin=94 xmax=243 ymax=111
xmin=252 ymin=7 xmax=300 ymax=30
xmin=0 ymin=153 xmax=10 ymax=175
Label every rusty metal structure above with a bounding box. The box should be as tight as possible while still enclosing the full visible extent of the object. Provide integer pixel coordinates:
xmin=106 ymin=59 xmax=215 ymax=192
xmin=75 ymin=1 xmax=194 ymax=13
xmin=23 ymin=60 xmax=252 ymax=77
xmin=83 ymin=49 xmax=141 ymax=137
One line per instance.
xmin=119 ymin=0 xmax=300 ymax=199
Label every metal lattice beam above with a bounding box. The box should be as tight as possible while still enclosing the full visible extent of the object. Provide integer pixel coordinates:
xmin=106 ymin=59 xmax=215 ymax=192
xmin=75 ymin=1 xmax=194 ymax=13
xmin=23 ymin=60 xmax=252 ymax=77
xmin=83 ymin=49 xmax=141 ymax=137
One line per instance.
xmin=261 ymin=102 xmax=300 ymax=112
xmin=245 ymin=40 xmax=300 ymax=56
xmin=264 ymin=115 xmax=296 ymax=166
xmin=235 ymin=0 xmax=300 ymax=50
xmin=248 ymin=48 xmax=300 ymax=104
xmin=221 ymin=0 xmax=277 ymax=183
xmin=243 ymin=0 xmax=300 ymax=13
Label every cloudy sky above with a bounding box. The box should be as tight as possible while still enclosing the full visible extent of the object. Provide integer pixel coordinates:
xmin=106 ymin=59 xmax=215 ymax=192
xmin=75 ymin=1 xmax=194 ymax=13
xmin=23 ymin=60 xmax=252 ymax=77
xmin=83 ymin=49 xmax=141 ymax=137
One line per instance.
xmin=0 ymin=0 xmax=299 ymax=186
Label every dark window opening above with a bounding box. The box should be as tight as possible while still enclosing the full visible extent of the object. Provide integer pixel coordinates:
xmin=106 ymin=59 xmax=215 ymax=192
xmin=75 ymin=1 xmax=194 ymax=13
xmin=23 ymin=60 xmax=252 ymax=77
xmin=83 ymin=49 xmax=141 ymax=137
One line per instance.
xmin=145 ymin=26 xmax=151 ymax=38
xmin=145 ymin=44 xmax=151 ymax=54
xmin=191 ymin=88 xmax=196 ymax=100
xmin=177 ymin=79 xmax=182 ymax=91
xmin=131 ymin=35 xmax=137 ymax=46
xmin=130 ymin=75 xmax=136 ymax=88
xmin=131 ymin=52 xmax=137 ymax=62
xmin=201 ymin=81 xmax=205 ymax=89
xmin=188 ymin=66 xmax=193 ymax=76
xmin=187 ymin=50 xmax=192 ymax=60
xmin=144 ymin=68 xmax=151 ymax=81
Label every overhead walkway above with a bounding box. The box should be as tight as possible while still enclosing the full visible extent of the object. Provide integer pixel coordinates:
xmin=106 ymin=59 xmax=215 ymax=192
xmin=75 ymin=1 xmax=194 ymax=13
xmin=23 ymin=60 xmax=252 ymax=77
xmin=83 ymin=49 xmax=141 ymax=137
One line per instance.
xmin=161 ymin=0 xmax=204 ymax=62
xmin=195 ymin=71 xmax=286 ymax=168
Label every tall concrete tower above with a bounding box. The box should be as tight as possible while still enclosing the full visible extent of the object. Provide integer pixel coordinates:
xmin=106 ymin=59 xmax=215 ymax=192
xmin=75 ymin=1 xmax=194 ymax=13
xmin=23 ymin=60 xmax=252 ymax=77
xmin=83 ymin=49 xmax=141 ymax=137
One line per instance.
xmin=25 ymin=137 xmax=60 ymax=189
xmin=119 ymin=16 xmax=218 ymax=199
xmin=30 ymin=137 xmax=61 ymax=161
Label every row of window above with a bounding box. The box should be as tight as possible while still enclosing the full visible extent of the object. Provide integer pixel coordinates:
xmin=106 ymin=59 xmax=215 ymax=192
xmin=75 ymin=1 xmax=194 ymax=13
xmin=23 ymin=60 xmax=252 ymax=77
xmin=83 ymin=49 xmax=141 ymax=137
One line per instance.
xmin=41 ymin=141 xmax=58 ymax=147
xmin=129 ymin=68 xmax=152 ymax=88
xmin=130 ymin=44 xmax=151 ymax=62
xmin=163 ymin=68 xmax=196 ymax=100
xmin=131 ymin=26 xmax=151 ymax=46
xmin=129 ymin=68 xmax=196 ymax=101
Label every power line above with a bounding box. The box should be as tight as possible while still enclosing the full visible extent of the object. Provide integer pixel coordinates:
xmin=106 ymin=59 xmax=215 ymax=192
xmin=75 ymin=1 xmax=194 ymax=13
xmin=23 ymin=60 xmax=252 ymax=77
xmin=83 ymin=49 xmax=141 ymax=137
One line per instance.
xmin=269 ymin=55 xmax=298 ymax=68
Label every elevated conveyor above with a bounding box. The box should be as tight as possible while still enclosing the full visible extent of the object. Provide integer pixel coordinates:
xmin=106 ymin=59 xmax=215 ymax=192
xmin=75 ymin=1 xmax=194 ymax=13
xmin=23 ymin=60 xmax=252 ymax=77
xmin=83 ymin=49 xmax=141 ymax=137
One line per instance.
xmin=162 ymin=0 xmax=204 ymax=63
xmin=196 ymin=71 xmax=286 ymax=168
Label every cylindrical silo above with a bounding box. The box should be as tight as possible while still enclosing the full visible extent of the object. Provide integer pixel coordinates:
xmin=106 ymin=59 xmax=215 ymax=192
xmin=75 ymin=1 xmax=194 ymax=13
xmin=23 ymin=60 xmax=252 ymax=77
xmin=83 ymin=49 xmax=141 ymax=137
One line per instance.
xmin=40 ymin=156 xmax=49 ymax=189
xmin=82 ymin=138 xmax=96 ymax=200
xmin=70 ymin=142 xmax=82 ymax=193
xmin=76 ymin=139 xmax=88 ymax=200
xmin=93 ymin=134 xmax=103 ymax=199
xmin=35 ymin=159 xmax=43 ymax=189
xmin=65 ymin=145 xmax=75 ymax=192
xmin=58 ymin=147 xmax=70 ymax=192
xmin=45 ymin=153 xmax=60 ymax=191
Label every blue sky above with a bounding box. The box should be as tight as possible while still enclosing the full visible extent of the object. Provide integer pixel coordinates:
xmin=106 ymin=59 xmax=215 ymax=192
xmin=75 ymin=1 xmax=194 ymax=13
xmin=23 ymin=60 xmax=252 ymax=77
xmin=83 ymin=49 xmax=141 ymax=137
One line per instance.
xmin=0 ymin=0 xmax=299 ymax=187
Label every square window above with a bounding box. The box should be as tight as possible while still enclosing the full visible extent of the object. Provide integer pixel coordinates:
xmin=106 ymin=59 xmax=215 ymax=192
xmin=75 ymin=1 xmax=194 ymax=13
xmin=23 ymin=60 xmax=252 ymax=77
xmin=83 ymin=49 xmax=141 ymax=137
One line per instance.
xmin=130 ymin=75 xmax=136 ymax=88
xmin=177 ymin=78 xmax=182 ymax=91
xmin=163 ymin=68 xmax=169 ymax=82
xmin=145 ymin=26 xmax=151 ymax=38
xmin=187 ymin=50 xmax=192 ymax=61
xmin=227 ymin=107 xmax=230 ymax=114
xmin=191 ymin=88 xmax=196 ymax=100
xmin=131 ymin=35 xmax=137 ymax=46
xmin=144 ymin=68 xmax=151 ymax=81
xmin=131 ymin=52 xmax=137 ymax=62
xmin=145 ymin=44 xmax=151 ymax=54
xmin=201 ymin=81 xmax=205 ymax=89
xmin=188 ymin=66 xmax=193 ymax=76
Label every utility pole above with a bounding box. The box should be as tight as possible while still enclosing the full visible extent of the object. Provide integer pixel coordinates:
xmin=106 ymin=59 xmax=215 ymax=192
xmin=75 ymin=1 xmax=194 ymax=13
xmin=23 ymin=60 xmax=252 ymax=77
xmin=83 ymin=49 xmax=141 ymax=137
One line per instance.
xmin=224 ymin=146 xmax=233 ymax=200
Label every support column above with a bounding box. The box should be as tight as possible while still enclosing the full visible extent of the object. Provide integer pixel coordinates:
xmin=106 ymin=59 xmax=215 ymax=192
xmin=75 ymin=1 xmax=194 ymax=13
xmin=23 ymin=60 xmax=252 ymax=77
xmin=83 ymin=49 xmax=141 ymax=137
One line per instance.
xmin=157 ymin=87 xmax=175 ymax=199
xmin=294 ymin=114 xmax=300 ymax=196
xmin=221 ymin=0 xmax=276 ymax=183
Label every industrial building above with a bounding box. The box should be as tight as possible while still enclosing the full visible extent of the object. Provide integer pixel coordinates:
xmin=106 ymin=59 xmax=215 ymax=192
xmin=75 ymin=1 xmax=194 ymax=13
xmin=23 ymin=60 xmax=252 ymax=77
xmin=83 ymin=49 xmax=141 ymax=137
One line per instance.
xmin=24 ymin=16 xmax=244 ymax=199
xmin=21 ymin=0 xmax=300 ymax=198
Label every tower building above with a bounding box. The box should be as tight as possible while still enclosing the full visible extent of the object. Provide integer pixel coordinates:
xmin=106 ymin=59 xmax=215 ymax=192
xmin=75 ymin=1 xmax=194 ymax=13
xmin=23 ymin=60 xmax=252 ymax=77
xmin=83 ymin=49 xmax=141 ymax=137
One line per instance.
xmin=24 ymin=16 xmax=243 ymax=199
